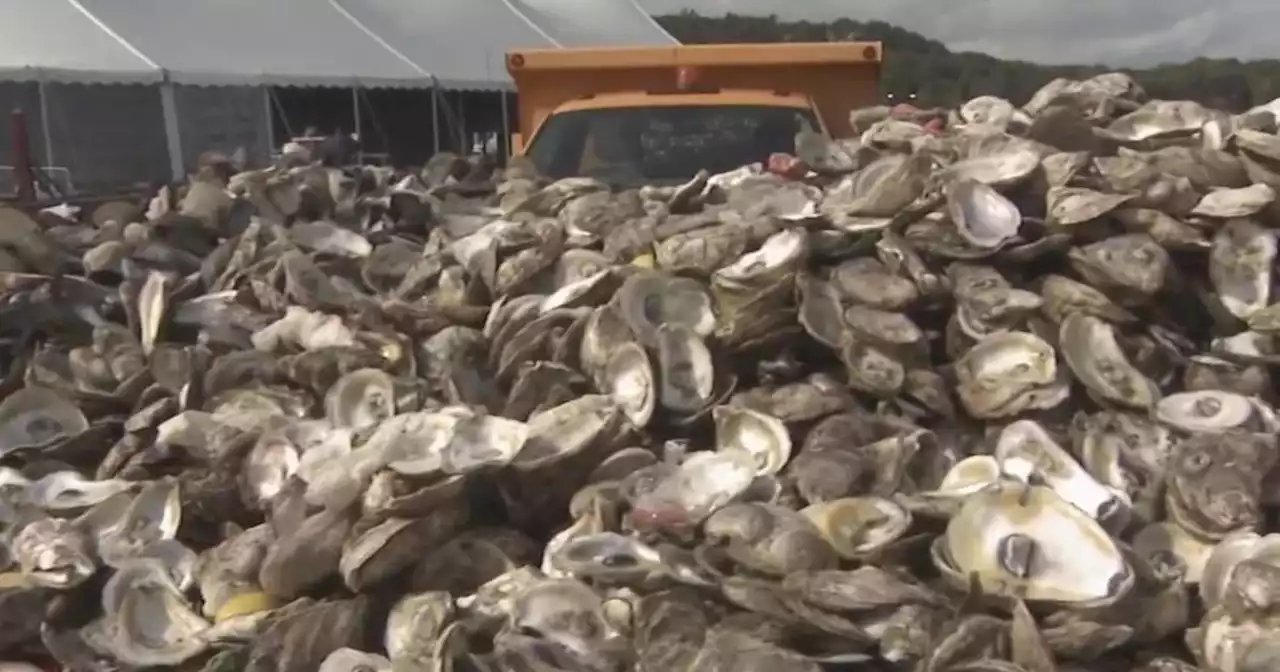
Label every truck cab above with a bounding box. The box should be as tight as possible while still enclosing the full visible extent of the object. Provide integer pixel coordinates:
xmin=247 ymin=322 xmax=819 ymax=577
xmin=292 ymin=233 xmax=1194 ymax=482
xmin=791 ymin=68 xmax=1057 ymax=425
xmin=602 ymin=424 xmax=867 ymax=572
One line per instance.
xmin=506 ymin=43 xmax=882 ymax=185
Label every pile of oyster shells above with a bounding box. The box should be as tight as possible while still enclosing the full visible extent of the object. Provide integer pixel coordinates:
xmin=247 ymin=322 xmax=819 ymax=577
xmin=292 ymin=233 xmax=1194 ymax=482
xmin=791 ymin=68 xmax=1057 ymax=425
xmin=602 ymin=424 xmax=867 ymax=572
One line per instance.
xmin=6 ymin=71 xmax=1280 ymax=671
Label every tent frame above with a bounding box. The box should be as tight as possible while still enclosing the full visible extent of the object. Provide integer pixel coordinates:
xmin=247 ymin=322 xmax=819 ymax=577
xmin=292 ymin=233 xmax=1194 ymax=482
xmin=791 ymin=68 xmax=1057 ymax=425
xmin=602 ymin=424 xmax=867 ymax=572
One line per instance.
xmin=36 ymin=81 xmax=53 ymax=168
xmin=159 ymin=81 xmax=183 ymax=180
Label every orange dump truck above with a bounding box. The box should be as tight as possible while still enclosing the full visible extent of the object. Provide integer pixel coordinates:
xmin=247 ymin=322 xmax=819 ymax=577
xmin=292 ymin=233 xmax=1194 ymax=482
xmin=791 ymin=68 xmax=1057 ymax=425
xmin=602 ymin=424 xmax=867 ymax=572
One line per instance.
xmin=505 ymin=42 xmax=882 ymax=184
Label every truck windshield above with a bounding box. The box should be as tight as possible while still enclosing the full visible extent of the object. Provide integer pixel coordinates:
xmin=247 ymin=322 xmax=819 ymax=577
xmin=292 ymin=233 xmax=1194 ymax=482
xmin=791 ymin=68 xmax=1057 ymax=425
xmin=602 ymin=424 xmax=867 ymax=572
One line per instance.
xmin=525 ymin=105 xmax=820 ymax=184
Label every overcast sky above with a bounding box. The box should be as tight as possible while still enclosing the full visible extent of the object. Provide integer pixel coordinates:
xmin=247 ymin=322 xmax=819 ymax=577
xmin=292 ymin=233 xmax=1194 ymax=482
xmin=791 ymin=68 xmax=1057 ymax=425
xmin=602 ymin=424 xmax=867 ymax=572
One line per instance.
xmin=635 ymin=0 xmax=1277 ymax=67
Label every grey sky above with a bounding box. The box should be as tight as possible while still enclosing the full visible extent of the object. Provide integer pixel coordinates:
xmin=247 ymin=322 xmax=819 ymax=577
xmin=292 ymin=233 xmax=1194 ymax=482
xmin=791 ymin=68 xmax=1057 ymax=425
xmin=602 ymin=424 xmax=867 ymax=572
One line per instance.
xmin=635 ymin=0 xmax=1276 ymax=67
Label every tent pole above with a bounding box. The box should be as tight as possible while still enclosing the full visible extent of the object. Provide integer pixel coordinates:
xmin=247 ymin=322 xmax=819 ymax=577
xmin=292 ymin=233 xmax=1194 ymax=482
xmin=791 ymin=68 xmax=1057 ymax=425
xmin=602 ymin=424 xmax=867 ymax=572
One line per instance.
xmin=159 ymin=81 xmax=184 ymax=182
xmin=458 ymin=94 xmax=466 ymax=153
xmin=500 ymin=92 xmax=510 ymax=159
xmin=36 ymin=81 xmax=53 ymax=168
xmin=262 ymin=86 xmax=275 ymax=158
xmin=431 ymin=86 xmax=440 ymax=155
xmin=267 ymin=88 xmax=295 ymax=140
xmin=351 ymin=86 xmax=362 ymax=163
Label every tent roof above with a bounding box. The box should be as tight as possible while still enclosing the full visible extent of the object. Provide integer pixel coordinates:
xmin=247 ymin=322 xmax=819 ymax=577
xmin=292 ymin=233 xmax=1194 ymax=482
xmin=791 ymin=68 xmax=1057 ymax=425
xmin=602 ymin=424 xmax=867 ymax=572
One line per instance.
xmin=0 ymin=0 xmax=162 ymax=84
xmin=0 ymin=0 xmax=680 ymax=90
xmin=75 ymin=0 xmax=432 ymax=88
xmin=332 ymin=0 xmax=557 ymax=91
xmin=510 ymin=0 xmax=678 ymax=48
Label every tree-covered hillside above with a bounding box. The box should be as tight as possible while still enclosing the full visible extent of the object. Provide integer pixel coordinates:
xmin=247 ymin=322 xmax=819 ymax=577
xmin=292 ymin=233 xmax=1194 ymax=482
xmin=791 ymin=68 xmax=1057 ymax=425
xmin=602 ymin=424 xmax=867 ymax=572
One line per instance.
xmin=652 ymin=11 xmax=1278 ymax=111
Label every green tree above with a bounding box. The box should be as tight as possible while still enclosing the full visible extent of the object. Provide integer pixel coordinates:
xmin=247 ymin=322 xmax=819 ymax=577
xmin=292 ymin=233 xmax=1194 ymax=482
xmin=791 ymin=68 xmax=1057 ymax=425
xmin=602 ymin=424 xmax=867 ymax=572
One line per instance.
xmin=653 ymin=10 xmax=1280 ymax=111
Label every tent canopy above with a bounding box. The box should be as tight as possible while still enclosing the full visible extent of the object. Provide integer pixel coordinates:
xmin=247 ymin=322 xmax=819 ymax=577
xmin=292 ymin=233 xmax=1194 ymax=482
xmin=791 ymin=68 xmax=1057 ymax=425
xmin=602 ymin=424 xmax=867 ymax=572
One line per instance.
xmin=0 ymin=0 xmax=162 ymax=83
xmin=333 ymin=0 xmax=554 ymax=91
xmin=511 ymin=0 xmax=678 ymax=49
xmin=0 ymin=0 xmax=680 ymax=90
xmin=76 ymin=0 xmax=431 ymax=88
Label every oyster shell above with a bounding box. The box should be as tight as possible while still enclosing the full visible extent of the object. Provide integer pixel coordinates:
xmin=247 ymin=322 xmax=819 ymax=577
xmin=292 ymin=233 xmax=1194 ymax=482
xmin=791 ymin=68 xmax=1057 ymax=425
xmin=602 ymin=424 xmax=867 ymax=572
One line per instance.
xmin=712 ymin=405 xmax=792 ymax=476
xmin=101 ymin=560 xmax=211 ymax=666
xmin=1060 ymin=313 xmax=1160 ymax=409
xmin=946 ymin=177 xmax=1023 ymax=248
xmin=324 ymin=368 xmax=396 ymax=429
xmin=954 ymin=331 xmax=1065 ymax=418
xmin=1166 ymin=431 xmax=1273 ymax=541
xmin=8 ymin=77 xmax=1280 ymax=672
xmin=995 ymin=419 xmax=1128 ymax=527
xmin=603 ymin=341 xmax=656 ymax=427
xmin=801 ymin=496 xmax=912 ymax=559
xmin=0 ymin=387 xmax=89 ymax=456
xmin=935 ymin=484 xmax=1133 ymax=605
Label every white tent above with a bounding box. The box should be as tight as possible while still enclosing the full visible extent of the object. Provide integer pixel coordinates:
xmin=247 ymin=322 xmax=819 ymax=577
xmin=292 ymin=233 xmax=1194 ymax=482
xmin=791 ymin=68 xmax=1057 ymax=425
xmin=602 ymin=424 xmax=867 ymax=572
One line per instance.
xmin=0 ymin=0 xmax=678 ymax=192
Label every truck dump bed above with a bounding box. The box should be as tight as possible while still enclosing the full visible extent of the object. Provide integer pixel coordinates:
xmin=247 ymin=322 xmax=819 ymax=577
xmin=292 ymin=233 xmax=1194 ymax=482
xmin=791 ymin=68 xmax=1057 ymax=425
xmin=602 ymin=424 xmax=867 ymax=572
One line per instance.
xmin=506 ymin=42 xmax=882 ymax=149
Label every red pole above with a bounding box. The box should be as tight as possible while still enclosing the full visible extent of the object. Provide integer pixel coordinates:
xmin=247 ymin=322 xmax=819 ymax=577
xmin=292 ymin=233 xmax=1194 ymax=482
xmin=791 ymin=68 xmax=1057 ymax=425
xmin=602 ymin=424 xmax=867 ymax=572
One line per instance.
xmin=11 ymin=109 xmax=35 ymax=202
